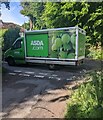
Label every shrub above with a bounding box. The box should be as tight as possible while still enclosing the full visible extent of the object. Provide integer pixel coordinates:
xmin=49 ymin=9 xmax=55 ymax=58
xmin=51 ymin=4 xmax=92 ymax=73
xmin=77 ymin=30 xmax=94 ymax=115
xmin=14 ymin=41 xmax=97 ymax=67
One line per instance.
xmin=65 ymin=71 xmax=103 ymax=118
xmin=87 ymin=43 xmax=102 ymax=60
xmin=3 ymin=27 xmax=20 ymax=51
xmin=0 ymin=29 xmax=7 ymax=48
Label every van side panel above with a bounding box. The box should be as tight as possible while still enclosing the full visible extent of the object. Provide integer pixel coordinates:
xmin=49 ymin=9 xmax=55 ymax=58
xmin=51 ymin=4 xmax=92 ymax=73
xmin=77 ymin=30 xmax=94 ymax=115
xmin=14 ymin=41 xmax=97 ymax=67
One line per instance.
xmin=24 ymin=27 xmax=86 ymax=66
xmin=25 ymin=34 xmax=49 ymax=57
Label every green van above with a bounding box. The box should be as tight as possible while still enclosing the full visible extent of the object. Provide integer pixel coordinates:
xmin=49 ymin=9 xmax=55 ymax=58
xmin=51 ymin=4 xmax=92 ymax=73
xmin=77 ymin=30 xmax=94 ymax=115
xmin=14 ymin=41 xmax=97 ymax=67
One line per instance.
xmin=4 ymin=27 xmax=86 ymax=69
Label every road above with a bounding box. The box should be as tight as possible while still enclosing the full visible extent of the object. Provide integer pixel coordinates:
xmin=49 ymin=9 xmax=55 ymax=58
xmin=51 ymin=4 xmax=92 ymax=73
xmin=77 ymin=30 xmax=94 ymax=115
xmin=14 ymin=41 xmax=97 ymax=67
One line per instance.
xmin=1 ymin=59 xmax=102 ymax=118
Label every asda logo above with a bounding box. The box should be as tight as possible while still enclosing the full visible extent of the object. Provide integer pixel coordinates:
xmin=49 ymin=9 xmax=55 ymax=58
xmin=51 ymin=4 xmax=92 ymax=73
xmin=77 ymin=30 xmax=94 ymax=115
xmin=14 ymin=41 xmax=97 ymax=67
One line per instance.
xmin=31 ymin=40 xmax=44 ymax=46
xmin=31 ymin=40 xmax=44 ymax=50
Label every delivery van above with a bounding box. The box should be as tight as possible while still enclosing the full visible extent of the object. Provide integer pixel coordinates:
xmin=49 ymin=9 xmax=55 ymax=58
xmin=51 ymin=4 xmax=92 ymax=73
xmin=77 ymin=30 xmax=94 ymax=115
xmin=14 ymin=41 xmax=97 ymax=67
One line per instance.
xmin=4 ymin=27 xmax=86 ymax=69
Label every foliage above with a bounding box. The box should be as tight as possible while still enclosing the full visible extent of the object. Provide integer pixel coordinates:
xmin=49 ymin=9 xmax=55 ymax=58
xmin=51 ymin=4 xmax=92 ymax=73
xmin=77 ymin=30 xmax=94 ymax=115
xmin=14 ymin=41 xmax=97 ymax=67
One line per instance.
xmin=1 ymin=2 xmax=10 ymax=10
xmin=65 ymin=71 xmax=103 ymax=118
xmin=3 ymin=27 xmax=20 ymax=51
xmin=42 ymin=3 xmax=65 ymax=28
xmin=0 ymin=29 xmax=7 ymax=37
xmin=87 ymin=43 xmax=103 ymax=60
xmin=22 ymin=22 xmax=30 ymax=30
xmin=0 ymin=29 xmax=7 ymax=48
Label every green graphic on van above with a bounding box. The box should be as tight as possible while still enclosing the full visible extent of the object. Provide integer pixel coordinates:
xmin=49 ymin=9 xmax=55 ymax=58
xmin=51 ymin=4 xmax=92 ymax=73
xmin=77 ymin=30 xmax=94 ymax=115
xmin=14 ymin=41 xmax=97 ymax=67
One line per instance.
xmin=49 ymin=30 xmax=76 ymax=59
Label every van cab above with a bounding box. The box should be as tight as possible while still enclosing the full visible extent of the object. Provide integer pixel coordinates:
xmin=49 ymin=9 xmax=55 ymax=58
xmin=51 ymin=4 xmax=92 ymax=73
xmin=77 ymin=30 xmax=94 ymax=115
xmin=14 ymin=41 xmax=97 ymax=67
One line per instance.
xmin=4 ymin=37 xmax=25 ymax=66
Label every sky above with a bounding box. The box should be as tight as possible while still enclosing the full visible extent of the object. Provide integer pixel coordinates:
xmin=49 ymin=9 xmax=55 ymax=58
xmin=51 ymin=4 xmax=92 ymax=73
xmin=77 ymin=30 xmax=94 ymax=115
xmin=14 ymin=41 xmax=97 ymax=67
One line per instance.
xmin=1 ymin=2 xmax=29 ymax=26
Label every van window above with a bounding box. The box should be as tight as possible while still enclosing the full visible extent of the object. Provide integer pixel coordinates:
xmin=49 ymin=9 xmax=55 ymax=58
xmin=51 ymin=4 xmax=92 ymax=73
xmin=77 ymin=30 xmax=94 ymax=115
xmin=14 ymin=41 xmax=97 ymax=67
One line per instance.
xmin=13 ymin=39 xmax=22 ymax=49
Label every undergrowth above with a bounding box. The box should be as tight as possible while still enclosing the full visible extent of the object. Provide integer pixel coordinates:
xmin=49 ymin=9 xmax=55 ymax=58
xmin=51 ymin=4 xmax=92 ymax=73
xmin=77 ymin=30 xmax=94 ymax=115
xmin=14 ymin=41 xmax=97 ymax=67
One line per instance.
xmin=65 ymin=70 xmax=103 ymax=118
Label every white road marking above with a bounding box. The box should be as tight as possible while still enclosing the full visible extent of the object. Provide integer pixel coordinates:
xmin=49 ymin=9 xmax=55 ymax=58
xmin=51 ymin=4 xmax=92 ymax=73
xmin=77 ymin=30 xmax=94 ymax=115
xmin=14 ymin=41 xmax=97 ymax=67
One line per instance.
xmin=34 ymin=75 xmax=44 ymax=78
xmin=23 ymin=74 xmax=30 ymax=77
xmin=19 ymin=73 xmax=30 ymax=77
xmin=8 ymin=73 xmax=16 ymax=75
xmin=49 ymin=76 xmax=54 ymax=79
xmin=25 ymin=71 xmax=35 ymax=74
xmin=56 ymin=78 xmax=61 ymax=81
xmin=66 ymin=78 xmax=73 ymax=81
xmin=14 ymin=70 xmax=21 ymax=73
xmin=51 ymin=74 xmax=58 ymax=77
xmin=39 ymin=73 xmax=48 ymax=75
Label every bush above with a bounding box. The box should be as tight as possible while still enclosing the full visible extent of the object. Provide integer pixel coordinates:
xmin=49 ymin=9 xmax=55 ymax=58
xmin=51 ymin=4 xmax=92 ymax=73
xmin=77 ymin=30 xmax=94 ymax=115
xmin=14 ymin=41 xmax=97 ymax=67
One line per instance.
xmin=65 ymin=71 xmax=103 ymax=118
xmin=3 ymin=27 xmax=20 ymax=51
xmin=87 ymin=43 xmax=102 ymax=60
xmin=0 ymin=29 xmax=7 ymax=48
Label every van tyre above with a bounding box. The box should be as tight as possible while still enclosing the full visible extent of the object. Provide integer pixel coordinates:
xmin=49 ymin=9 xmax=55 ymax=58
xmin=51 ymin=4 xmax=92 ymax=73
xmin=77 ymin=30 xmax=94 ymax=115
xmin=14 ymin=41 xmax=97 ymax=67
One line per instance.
xmin=48 ymin=64 xmax=55 ymax=70
xmin=8 ymin=57 xmax=15 ymax=66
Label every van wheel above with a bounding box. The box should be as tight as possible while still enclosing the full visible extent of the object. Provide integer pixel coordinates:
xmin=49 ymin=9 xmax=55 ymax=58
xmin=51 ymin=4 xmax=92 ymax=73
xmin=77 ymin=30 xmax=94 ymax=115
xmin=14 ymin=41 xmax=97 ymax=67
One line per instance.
xmin=8 ymin=57 xmax=15 ymax=66
xmin=48 ymin=64 xmax=55 ymax=70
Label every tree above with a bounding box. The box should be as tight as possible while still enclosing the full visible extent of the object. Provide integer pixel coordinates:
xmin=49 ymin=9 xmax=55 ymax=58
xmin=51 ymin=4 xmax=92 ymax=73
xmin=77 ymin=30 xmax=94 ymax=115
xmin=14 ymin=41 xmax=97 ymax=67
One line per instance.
xmin=85 ymin=2 xmax=103 ymax=46
xmin=20 ymin=2 xmax=45 ymax=30
xmin=1 ymin=2 xmax=10 ymax=10
xmin=22 ymin=22 xmax=30 ymax=30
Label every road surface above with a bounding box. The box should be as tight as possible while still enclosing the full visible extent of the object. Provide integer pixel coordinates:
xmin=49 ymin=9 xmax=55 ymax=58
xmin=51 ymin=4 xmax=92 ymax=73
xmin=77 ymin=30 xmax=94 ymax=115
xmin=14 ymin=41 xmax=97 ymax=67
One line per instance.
xmin=1 ymin=59 xmax=102 ymax=118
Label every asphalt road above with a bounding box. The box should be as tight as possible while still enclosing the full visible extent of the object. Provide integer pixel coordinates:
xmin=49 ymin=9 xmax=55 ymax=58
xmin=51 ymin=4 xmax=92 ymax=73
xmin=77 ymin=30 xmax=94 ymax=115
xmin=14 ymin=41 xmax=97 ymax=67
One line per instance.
xmin=1 ymin=59 xmax=102 ymax=118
